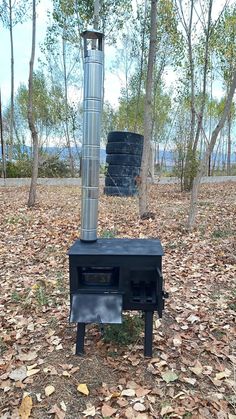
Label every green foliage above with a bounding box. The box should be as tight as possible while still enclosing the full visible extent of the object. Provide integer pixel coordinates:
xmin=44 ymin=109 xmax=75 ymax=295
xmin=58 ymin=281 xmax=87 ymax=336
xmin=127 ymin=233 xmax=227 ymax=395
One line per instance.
xmin=0 ymin=0 xmax=29 ymax=28
xmin=16 ymin=71 xmax=61 ymax=131
xmin=212 ymin=229 xmax=233 ymax=239
xmin=35 ymin=285 xmax=49 ymax=306
xmin=115 ymin=85 xmax=171 ymax=135
xmin=51 ymin=0 xmax=132 ymax=44
xmin=115 ymin=94 xmax=144 ymax=133
xmin=102 ymin=102 xmax=117 ymax=144
xmin=4 ymin=154 xmax=71 ymax=178
xmin=157 ymin=0 xmax=184 ymax=65
xmin=100 ymin=164 xmax=108 ymax=175
xmin=173 ymin=142 xmax=185 ymax=183
xmin=38 ymin=154 xmax=70 ymax=178
xmin=11 ymin=291 xmax=22 ymax=302
xmin=6 ymin=159 xmax=32 ymax=178
xmin=56 ymin=272 xmax=67 ymax=296
xmin=0 ymin=337 xmax=7 ymax=355
xmin=211 ymin=5 xmax=236 ymax=84
xmin=103 ymin=315 xmax=144 ymax=346
xmin=100 ymin=229 xmax=117 ymax=238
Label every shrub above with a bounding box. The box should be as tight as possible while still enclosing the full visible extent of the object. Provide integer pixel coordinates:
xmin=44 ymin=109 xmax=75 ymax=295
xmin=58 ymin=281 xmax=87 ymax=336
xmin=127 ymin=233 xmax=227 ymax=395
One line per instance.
xmin=38 ymin=155 xmax=70 ymax=177
xmin=3 ymin=154 xmax=71 ymax=178
xmin=6 ymin=159 xmax=32 ymax=177
xmin=103 ymin=315 xmax=144 ymax=346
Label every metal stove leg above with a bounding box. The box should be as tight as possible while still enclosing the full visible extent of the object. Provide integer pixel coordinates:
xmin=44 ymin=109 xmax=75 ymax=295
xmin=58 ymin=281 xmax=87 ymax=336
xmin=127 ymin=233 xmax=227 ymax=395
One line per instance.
xmin=144 ymin=311 xmax=153 ymax=358
xmin=76 ymin=323 xmax=86 ymax=355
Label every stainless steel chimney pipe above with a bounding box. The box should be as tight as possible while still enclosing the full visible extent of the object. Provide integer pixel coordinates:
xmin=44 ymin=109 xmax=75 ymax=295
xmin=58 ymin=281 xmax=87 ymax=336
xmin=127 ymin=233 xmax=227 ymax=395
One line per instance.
xmin=80 ymin=31 xmax=104 ymax=242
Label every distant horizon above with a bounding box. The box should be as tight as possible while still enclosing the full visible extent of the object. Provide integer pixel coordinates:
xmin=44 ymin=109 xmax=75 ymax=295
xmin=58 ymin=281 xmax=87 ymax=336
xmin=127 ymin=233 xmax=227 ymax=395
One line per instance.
xmin=2 ymin=144 xmax=235 ymax=166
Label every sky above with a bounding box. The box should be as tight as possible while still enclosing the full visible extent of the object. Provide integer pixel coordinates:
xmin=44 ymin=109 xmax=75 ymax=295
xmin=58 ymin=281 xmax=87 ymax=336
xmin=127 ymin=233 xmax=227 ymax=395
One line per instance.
xmin=0 ymin=1 xmax=50 ymax=104
xmin=0 ymin=0 xmax=233 ymax=109
xmin=0 ymin=0 xmax=122 ymax=108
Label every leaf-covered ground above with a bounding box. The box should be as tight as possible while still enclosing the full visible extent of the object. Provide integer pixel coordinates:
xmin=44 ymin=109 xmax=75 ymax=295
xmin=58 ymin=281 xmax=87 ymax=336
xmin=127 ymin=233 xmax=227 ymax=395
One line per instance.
xmin=0 ymin=182 xmax=235 ymax=419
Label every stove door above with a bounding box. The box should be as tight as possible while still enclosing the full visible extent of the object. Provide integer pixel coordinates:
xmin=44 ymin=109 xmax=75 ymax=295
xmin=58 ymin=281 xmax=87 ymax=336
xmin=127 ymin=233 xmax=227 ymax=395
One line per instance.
xmin=70 ymin=293 xmax=122 ymax=324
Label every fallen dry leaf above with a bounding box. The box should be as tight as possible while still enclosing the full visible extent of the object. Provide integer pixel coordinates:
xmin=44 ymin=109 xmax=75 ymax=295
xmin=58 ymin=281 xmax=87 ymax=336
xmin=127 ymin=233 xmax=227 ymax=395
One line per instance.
xmin=77 ymin=383 xmax=89 ymax=396
xmin=124 ymin=406 xmax=136 ymax=419
xmin=189 ymin=361 xmax=203 ymax=376
xmin=0 ymin=182 xmax=235 ymax=419
xmin=45 ymin=385 xmax=55 ymax=396
xmin=60 ymin=401 xmax=67 ymax=412
xmin=121 ymin=388 xmax=136 ymax=397
xmin=82 ymin=403 xmax=96 ymax=417
xmin=187 ymin=314 xmax=200 ymax=323
xmin=27 ymin=364 xmax=38 ymax=371
xmin=26 ymin=368 xmax=40 ymax=377
xmin=9 ymin=366 xmax=27 ymax=382
xmin=18 ymin=395 xmax=33 ymax=419
xmin=135 ymin=387 xmax=150 ymax=397
xmin=48 ymin=404 xmax=65 ymax=419
xmin=214 ymin=369 xmax=231 ymax=380
xmin=160 ymin=405 xmax=174 ymax=416
xmin=173 ymin=334 xmax=182 ymax=347
xmin=126 ymin=381 xmax=140 ymax=389
xmin=182 ymin=377 xmax=196 ymax=385
xmin=17 ymin=352 xmax=38 ymax=362
xmin=133 ymin=402 xmax=146 ymax=412
xmin=62 ymin=371 xmax=70 ymax=378
xmin=101 ymin=404 xmax=117 ymax=417
xmin=161 ymin=370 xmax=178 ymax=383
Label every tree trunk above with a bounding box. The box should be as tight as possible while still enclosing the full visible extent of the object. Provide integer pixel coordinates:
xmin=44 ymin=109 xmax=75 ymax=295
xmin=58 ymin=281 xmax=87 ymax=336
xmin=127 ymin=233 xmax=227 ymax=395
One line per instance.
xmin=134 ymin=0 xmax=147 ymax=132
xmin=187 ymin=69 xmax=236 ymax=230
xmin=138 ymin=0 xmax=157 ymax=217
xmin=62 ymin=34 xmax=75 ymax=176
xmin=192 ymin=0 xmax=213 ymax=154
xmin=183 ymin=0 xmax=213 ymax=191
xmin=149 ymin=141 xmax=155 ymax=180
xmin=27 ymin=0 xmax=39 ymax=207
xmin=0 ymin=89 xmax=6 ymax=181
xmin=226 ymin=112 xmax=231 ymax=175
xmin=182 ymin=0 xmax=195 ymax=191
xmin=9 ymin=0 xmax=14 ymax=161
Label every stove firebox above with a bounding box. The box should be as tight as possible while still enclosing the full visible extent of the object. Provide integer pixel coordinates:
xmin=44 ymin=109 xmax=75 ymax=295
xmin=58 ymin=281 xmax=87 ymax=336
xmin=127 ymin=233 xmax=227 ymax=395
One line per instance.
xmin=69 ymin=238 xmax=166 ymax=357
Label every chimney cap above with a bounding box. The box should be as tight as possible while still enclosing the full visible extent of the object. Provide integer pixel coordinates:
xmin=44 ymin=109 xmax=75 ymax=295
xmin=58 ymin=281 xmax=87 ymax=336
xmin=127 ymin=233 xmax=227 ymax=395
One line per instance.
xmin=81 ymin=30 xmax=104 ymax=40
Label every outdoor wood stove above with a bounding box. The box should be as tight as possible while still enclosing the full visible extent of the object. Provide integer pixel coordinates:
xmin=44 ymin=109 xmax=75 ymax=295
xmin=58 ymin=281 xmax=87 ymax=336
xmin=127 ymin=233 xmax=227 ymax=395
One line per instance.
xmin=68 ymin=31 xmax=167 ymax=357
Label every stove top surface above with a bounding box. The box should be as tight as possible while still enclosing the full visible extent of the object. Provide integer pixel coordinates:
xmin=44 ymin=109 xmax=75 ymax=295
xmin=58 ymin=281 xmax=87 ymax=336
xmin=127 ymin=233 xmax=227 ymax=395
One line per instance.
xmin=68 ymin=238 xmax=164 ymax=256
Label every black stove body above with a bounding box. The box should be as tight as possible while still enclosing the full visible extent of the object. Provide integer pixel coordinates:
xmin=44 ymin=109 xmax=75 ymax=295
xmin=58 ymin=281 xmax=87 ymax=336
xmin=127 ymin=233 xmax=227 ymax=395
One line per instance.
xmin=68 ymin=238 xmax=166 ymax=357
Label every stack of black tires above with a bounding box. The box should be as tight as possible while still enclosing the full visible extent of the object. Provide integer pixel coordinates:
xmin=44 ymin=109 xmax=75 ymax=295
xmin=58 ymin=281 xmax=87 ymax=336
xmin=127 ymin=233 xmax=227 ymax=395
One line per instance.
xmin=104 ymin=131 xmax=144 ymax=196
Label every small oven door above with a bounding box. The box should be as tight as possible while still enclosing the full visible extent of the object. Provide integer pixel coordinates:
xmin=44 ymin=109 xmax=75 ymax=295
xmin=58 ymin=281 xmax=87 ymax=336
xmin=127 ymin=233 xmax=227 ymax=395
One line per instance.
xmin=70 ymin=293 xmax=122 ymax=324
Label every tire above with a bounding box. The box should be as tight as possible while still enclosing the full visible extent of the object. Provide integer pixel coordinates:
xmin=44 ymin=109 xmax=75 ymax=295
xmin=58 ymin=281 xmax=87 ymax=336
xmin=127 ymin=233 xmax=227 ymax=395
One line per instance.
xmin=105 ymin=176 xmax=136 ymax=187
xmin=107 ymin=165 xmax=140 ymax=177
xmin=107 ymin=131 xmax=144 ymax=144
xmin=106 ymin=142 xmax=143 ymax=155
xmin=104 ymin=186 xmax=138 ymax=196
xmin=106 ymin=154 xmax=141 ymax=166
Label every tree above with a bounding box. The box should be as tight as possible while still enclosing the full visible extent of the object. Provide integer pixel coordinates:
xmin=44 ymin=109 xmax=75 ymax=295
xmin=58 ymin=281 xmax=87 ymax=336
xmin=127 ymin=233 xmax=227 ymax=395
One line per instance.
xmin=0 ymin=89 xmax=6 ymax=180
xmin=43 ymin=0 xmax=83 ymax=175
xmin=16 ymin=72 xmax=58 ymax=143
xmin=0 ymin=0 xmax=28 ymax=160
xmin=212 ymin=5 xmax=236 ymax=175
xmin=177 ymin=2 xmax=236 ymax=184
xmin=27 ymin=0 xmax=39 ymax=207
xmin=138 ymin=0 xmax=158 ymax=218
xmin=187 ymin=68 xmax=236 ymax=229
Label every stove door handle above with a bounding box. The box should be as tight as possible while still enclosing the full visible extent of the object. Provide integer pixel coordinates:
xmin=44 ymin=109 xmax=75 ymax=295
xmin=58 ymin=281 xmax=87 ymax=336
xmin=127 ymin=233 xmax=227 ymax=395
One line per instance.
xmin=156 ymin=267 xmax=168 ymax=317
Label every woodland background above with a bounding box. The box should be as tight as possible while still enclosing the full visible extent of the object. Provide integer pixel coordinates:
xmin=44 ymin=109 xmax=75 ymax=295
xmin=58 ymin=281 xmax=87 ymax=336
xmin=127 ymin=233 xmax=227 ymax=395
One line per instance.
xmin=0 ymin=1 xmax=236 ymax=418
xmin=0 ymin=0 xmax=236 ymax=183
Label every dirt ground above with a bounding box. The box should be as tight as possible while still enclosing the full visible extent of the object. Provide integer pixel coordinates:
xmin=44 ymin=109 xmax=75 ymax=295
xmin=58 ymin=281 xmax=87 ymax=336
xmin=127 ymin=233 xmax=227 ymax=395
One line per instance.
xmin=0 ymin=182 xmax=235 ymax=419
